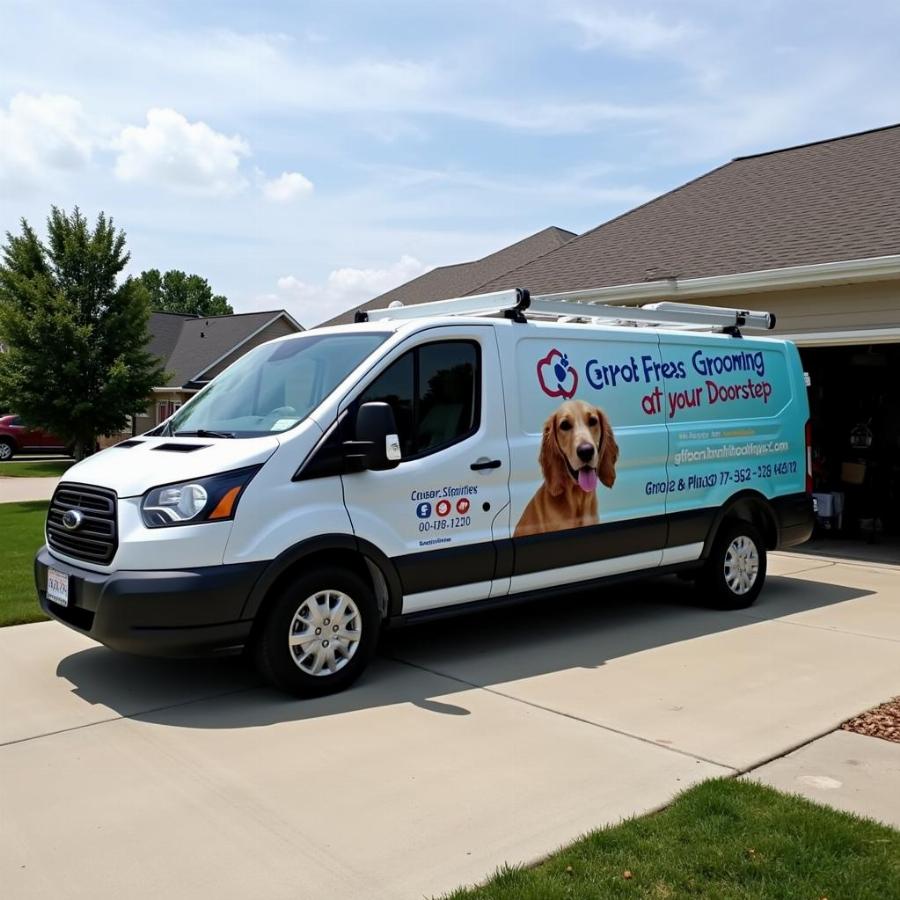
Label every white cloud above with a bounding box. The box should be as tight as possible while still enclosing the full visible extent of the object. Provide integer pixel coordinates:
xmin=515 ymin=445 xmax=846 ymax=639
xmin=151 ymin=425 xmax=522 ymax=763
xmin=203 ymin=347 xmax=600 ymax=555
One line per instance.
xmin=258 ymin=255 xmax=431 ymax=327
xmin=138 ymin=30 xmax=443 ymax=118
xmin=326 ymin=255 xmax=431 ymax=298
xmin=0 ymin=93 xmax=95 ymax=187
xmin=463 ymin=98 xmax=673 ymax=134
xmin=262 ymin=171 xmax=314 ymax=203
xmin=560 ymin=5 xmax=696 ymax=55
xmin=114 ymin=108 xmax=250 ymax=196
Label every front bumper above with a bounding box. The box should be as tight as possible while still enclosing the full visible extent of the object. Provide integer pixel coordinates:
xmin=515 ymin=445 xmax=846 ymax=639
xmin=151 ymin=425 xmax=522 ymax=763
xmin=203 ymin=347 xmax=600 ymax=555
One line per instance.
xmin=35 ymin=546 xmax=265 ymax=657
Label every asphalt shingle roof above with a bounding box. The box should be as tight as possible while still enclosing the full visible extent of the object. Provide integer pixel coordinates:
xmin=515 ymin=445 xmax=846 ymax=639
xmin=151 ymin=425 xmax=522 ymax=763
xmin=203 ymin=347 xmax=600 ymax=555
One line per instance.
xmin=150 ymin=311 xmax=294 ymax=387
xmin=147 ymin=312 xmax=194 ymax=367
xmin=473 ymin=124 xmax=900 ymax=296
xmin=320 ymin=226 xmax=575 ymax=325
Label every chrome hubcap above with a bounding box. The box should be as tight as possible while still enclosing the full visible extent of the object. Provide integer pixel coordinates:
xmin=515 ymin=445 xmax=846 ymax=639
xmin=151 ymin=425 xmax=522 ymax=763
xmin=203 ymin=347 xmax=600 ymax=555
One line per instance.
xmin=288 ymin=590 xmax=361 ymax=676
xmin=724 ymin=536 xmax=759 ymax=595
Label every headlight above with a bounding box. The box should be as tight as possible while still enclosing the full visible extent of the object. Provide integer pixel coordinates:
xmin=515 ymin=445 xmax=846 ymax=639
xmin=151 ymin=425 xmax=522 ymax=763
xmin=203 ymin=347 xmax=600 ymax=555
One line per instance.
xmin=141 ymin=467 xmax=260 ymax=528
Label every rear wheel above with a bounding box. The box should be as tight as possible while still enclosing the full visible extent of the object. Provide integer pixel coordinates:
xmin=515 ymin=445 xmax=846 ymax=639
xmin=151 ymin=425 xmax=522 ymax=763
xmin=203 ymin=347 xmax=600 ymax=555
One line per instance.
xmin=697 ymin=520 xmax=766 ymax=609
xmin=253 ymin=566 xmax=380 ymax=697
xmin=0 ymin=438 xmax=14 ymax=461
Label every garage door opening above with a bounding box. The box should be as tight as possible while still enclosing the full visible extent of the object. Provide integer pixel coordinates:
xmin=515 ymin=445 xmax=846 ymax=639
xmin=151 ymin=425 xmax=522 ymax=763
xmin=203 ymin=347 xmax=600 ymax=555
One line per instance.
xmin=798 ymin=342 xmax=900 ymax=562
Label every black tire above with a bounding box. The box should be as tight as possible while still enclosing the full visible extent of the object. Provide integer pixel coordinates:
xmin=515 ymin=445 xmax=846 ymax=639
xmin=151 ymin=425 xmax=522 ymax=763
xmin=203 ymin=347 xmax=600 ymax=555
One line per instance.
xmin=253 ymin=566 xmax=380 ymax=697
xmin=0 ymin=438 xmax=14 ymax=461
xmin=697 ymin=520 xmax=767 ymax=610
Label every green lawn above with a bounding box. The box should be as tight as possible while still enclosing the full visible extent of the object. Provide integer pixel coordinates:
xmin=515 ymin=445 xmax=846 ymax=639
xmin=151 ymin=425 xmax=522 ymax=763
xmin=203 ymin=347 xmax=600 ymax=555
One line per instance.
xmin=0 ymin=459 xmax=73 ymax=478
xmin=0 ymin=501 xmax=49 ymax=626
xmin=445 ymin=779 xmax=900 ymax=900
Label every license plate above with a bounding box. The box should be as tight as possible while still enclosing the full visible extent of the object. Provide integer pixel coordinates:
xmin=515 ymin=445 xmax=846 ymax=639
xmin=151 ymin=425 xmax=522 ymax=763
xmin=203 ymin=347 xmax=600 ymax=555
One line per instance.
xmin=47 ymin=568 xmax=69 ymax=607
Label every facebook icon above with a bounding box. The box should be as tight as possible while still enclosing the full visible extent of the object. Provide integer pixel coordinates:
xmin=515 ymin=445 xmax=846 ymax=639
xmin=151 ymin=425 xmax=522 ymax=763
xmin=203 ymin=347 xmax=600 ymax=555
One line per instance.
xmin=416 ymin=501 xmax=432 ymax=518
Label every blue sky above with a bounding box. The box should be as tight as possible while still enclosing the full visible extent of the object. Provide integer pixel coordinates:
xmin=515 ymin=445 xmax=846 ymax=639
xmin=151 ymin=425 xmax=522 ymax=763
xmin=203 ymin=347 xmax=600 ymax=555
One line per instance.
xmin=1 ymin=0 xmax=898 ymax=325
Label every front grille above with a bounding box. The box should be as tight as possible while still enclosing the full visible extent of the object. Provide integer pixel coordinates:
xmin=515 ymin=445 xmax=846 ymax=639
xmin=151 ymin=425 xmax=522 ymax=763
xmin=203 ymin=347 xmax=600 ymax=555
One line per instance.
xmin=47 ymin=483 xmax=118 ymax=564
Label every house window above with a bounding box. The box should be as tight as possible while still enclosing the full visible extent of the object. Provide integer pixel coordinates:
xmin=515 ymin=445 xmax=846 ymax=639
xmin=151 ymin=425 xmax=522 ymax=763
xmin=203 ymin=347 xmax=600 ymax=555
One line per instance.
xmin=157 ymin=401 xmax=175 ymax=424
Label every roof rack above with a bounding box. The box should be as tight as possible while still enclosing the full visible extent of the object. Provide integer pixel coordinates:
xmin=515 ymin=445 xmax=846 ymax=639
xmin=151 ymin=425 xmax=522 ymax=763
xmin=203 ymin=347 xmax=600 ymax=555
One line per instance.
xmin=356 ymin=287 xmax=776 ymax=334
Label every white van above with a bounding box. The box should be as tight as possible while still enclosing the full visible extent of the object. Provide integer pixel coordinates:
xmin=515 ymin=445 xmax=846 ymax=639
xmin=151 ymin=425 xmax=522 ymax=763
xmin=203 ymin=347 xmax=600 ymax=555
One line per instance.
xmin=36 ymin=289 xmax=814 ymax=696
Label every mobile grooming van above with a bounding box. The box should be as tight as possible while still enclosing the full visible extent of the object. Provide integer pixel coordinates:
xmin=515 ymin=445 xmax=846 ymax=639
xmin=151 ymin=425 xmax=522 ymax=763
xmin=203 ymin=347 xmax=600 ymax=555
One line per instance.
xmin=36 ymin=288 xmax=813 ymax=695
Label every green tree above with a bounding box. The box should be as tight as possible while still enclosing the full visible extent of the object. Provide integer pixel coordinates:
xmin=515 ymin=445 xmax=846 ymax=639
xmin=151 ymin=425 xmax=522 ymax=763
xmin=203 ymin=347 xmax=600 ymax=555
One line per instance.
xmin=0 ymin=207 xmax=166 ymax=458
xmin=138 ymin=268 xmax=232 ymax=316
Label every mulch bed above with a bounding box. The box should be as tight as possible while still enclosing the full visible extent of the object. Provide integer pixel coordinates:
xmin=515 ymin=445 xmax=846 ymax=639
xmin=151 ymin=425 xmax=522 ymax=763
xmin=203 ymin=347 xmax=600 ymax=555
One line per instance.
xmin=841 ymin=696 xmax=900 ymax=744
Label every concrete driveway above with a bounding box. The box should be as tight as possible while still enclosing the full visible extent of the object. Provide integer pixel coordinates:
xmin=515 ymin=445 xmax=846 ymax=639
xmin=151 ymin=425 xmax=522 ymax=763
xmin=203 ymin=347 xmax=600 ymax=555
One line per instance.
xmin=0 ymin=476 xmax=59 ymax=503
xmin=2 ymin=552 xmax=898 ymax=899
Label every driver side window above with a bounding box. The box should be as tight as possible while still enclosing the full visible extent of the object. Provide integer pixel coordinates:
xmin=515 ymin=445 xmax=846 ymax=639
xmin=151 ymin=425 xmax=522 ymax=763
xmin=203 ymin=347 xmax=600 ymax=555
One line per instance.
xmin=359 ymin=340 xmax=479 ymax=458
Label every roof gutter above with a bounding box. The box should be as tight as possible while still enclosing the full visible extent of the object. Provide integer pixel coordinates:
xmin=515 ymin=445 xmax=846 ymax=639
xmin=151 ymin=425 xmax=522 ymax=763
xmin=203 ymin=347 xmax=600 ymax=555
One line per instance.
xmin=776 ymin=327 xmax=900 ymax=347
xmin=537 ymin=254 xmax=900 ymax=307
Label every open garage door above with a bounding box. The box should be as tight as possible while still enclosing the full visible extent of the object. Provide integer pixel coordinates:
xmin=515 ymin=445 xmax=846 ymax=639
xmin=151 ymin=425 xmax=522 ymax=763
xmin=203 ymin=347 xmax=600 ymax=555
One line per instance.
xmin=798 ymin=340 xmax=900 ymax=558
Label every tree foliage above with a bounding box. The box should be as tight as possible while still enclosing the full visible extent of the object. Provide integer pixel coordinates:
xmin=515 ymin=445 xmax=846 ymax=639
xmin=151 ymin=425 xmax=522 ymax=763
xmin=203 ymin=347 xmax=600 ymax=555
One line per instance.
xmin=138 ymin=268 xmax=232 ymax=316
xmin=0 ymin=207 xmax=166 ymax=457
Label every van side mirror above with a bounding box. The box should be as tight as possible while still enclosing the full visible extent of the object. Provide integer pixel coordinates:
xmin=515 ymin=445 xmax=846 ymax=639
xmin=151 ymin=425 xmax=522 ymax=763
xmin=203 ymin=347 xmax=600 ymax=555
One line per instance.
xmin=343 ymin=402 xmax=401 ymax=471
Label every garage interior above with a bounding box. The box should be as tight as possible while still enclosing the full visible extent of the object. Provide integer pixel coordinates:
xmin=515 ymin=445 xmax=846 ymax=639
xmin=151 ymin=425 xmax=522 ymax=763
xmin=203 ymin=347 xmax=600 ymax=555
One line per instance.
xmin=800 ymin=341 xmax=900 ymax=559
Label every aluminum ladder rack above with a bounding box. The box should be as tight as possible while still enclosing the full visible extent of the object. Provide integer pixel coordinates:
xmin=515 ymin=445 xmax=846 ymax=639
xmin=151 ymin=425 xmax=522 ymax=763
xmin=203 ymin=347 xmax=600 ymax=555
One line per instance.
xmin=356 ymin=287 xmax=776 ymax=334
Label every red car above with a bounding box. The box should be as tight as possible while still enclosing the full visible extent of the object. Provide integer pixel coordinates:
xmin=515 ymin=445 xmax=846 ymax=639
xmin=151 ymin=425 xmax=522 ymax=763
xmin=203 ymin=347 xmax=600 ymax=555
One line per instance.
xmin=0 ymin=415 xmax=70 ymax=461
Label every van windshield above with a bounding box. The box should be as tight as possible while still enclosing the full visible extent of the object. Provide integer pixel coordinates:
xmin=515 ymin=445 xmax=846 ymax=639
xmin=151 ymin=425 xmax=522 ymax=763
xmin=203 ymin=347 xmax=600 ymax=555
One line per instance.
xmin=163 ymin=332 xmax=389 ymax=438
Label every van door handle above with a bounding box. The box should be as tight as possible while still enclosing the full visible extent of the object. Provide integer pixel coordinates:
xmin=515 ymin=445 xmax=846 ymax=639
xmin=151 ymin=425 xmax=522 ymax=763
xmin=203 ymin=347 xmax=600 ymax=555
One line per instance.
xmin=470 ymin=458 xmax=502 ymax=471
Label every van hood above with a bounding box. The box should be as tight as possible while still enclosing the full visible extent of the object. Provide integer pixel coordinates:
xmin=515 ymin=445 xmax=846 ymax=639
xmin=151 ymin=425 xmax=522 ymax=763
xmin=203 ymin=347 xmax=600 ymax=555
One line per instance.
xmin=60 ymin=435 xmax=281 ymax=498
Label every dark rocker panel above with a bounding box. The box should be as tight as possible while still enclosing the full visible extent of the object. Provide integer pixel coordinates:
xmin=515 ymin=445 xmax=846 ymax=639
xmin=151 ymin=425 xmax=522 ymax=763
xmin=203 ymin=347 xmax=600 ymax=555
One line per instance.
xmin=392 ymin=509 xmax=717 ymax=593
xmin=389 ymin=494 xmax=809 ymax=596
xmin=510 ymin=515 xmax=669 ymax=576
xmin=393 ymin=540 xmax=496 ymax=595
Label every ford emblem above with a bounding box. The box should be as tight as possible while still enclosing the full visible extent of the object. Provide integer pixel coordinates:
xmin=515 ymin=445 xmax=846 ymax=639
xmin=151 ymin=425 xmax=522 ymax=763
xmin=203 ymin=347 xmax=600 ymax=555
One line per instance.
xmin=62 ymin=509 xmax=84 ymax=531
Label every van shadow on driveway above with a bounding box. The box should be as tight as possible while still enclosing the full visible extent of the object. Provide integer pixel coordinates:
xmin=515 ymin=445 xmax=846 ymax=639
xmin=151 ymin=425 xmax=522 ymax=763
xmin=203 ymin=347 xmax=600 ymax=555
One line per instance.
xmin=53 ymin=570 xmax=873 ymax=732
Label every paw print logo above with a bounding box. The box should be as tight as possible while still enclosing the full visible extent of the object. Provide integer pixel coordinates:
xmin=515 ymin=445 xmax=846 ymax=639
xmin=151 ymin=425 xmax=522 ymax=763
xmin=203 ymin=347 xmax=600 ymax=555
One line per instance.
xmin=537 ymin=348 xmax=578 ymax=399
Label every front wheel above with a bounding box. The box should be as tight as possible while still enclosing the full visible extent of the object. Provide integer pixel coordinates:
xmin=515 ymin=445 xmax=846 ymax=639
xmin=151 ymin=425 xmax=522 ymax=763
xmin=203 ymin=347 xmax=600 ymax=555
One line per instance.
xmin=697 ymin=520 xmax=766 ymax=610
xmin=253 ymin=567 xmax=380 ymax=697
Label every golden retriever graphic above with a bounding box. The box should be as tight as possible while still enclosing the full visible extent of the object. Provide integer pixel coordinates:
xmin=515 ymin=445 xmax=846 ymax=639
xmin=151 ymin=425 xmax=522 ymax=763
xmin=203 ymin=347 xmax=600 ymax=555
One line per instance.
xmin=514 ymin=399 xmax=619 ymax=538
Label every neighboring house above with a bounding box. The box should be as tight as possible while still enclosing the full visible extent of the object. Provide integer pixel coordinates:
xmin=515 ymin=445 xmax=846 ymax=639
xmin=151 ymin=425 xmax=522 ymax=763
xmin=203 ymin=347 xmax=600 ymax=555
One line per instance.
xmin=110 ymin=309 xmax=303 ymax=443
xmin=319 ymin=226 xmax=575 ymax=326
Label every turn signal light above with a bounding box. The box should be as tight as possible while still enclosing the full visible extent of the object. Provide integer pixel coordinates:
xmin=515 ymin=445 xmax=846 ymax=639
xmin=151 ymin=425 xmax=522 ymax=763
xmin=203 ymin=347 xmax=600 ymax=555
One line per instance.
xmin=209 ymin=486 xmax=242 ymax=520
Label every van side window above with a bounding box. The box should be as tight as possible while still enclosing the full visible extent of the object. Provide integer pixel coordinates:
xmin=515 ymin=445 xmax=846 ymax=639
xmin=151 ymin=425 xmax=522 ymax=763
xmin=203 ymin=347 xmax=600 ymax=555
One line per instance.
xmin=359 ymin=340 xmax=479 ymax=457
xmin=360 ymin=351 xmax=415 ymax=452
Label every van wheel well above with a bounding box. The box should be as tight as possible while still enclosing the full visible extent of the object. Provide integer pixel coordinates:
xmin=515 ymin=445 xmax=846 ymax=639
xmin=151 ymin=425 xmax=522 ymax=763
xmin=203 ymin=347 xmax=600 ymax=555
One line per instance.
xmin=249 ymin=550 xmax=389 ymax=644
xmin=721 ymin=497 xmax=778 ymax=550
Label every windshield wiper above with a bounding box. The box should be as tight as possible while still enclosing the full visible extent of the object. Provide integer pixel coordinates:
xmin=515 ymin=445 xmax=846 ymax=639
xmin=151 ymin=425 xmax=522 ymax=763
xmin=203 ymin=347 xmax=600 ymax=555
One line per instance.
xmin=174 ymin=429 xmax=235 ymax=439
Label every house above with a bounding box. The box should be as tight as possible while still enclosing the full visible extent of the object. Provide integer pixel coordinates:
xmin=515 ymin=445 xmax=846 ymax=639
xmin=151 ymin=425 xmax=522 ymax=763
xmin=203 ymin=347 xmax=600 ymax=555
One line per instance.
xmin=113 ymin=309 xmax=303 ymax=442
xmin=334 ymin=124 xmax=900 ymax=546
xmin=472 ymin=124 xmax=900 ymax=546
xmin=472 ymin=125 xmax=900 ymax=333
xmin=319 ymin=226 xmax=575 ymax=326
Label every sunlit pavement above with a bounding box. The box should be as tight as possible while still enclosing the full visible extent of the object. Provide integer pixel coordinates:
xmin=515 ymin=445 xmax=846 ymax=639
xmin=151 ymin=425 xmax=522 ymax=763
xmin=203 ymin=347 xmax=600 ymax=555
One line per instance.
xmin=2 ymin=551 xmax=898 ymax=899
xmin=0 ymin=477 xmax=59 ymax=503
xmin=746 ymin=728 xmax=900 ymax=828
